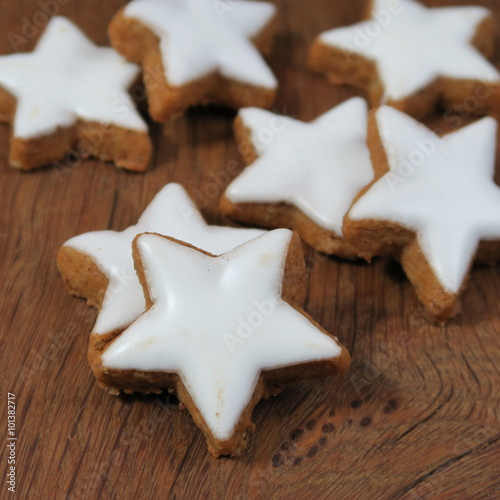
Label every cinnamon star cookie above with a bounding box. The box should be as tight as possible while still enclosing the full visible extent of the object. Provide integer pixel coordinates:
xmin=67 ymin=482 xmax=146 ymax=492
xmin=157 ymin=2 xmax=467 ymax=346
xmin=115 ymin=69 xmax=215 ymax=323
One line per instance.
xmin=344 ymin=106 xmax=500 ymax=322
xmin=109 ymin=0 xmax=278 ymax=121
xmin=221 ymin=98 xmax=374 ymax=257
xmin=309 ymin=0 xmax=500 ymax=120
xmin=0 ymin=16 xmax=151 ymax=171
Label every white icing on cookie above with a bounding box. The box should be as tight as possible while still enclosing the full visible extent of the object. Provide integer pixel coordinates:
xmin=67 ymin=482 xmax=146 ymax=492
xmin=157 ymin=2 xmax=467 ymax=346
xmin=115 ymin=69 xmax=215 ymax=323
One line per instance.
xmin=0 ymin=16 xmax=146 ymax=139
xmin=224 ymin=98 xmax=373 ymax=235
xmin=63 ymin=183 xmax=265 ymax=336
xmin=101 ymin=230 xmax=343 ymax=441
xmin=318 ymin=0 xmax=500 ymax=102
xmin=123 ymin=0 xmax=277 ymax=89
xmin=349 ymin=106 xmax=500 ymax=293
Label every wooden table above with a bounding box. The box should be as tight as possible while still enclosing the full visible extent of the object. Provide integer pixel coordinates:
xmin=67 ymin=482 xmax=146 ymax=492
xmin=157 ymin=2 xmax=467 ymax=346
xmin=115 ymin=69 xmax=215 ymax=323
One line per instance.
xmin=1 ymin=0 xmax=499 ymax=498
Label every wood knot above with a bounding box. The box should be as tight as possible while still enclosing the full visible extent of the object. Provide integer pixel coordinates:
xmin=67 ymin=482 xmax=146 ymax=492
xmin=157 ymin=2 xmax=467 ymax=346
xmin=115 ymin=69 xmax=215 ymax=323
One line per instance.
xmin=306 ymin=419 xmax=317 ymax=431
xmin=271 ymin=454 xmax=286 ymax=468
xmin=307 ymin=445 xmax=319 ymax=458
xmin=360 ymin=417 xmax=372 ymax=427
xmin=383 ymin=399 xmax=399 ymax=413
xmin=322 ymin=423 xmax=335 ymax=433
xmin=290 ymin=428 xmax=304 ymax=442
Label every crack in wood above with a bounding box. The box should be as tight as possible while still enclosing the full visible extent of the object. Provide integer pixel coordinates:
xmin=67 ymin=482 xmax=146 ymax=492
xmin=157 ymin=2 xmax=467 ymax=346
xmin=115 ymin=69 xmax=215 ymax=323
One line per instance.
xmin=392 ymin=389 xmax=454 ymax=444
xmin=390 ymin=434 xmax=500 ymax=499
xmin=460 ymin=352 xmax=482 ymax=389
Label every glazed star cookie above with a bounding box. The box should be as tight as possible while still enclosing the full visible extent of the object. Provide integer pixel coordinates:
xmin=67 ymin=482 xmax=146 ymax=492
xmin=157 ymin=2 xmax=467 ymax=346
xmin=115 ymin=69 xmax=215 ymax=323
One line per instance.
xmin=343 ymin=106 xmax=500 ymax=322
xmin=91 ymin=229 xmax=351 ymax=456
xmin=108 ymin=0 xmax=278 ymax=122
xmin=0 ymin=16 xmax=151 ymax=171
xmin=220 ymin=98 xmax=374 ymax=257
xmin=57 ymin=183 xmax=265 ymax=350
xmin=308 ymin=0 xmax=500 ymax=120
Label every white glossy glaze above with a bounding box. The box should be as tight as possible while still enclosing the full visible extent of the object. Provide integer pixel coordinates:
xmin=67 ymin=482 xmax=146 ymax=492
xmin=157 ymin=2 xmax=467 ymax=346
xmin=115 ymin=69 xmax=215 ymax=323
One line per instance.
xmin=124 ymin=0 xmax=277 ymax=89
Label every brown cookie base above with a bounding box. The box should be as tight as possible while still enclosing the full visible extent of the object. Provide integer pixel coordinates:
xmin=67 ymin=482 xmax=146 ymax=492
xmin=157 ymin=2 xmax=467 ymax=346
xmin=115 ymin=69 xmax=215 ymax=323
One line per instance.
xmin=57 ymin=245 xmax=108 ymax=310
xmin=108 ymin=9 xmax=277 ymax=122
xmin=90 ymin=233 xmax=351 ymax=457
xmin=221 ymin=197 xmax=362 ymax=259
xmin=343 ymin=108 xmax=500 ymax=322
xmin=0 ymin=87 xmax=151 ymax=172
xmin=308 ymin=2 xmax=500 ymax=121
xmin=220 ymin=115 xmax=361 ymax=258
xmin=57 ymin=245 xmax=127 ymax=351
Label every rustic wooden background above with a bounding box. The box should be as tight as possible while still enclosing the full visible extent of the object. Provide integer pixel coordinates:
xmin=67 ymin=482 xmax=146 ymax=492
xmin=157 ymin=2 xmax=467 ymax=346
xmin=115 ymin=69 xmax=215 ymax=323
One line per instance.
xmin=1 ymin=0 xmax=499 ymax=498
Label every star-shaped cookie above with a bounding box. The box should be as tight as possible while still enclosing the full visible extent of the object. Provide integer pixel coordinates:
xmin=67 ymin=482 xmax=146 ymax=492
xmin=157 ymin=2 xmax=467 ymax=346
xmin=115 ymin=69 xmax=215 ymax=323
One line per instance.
xmin=309 ymin=0 xmax=500 ymax=119
xmin=57 ymin=183 xmax=265 ymax=348
xmin=343 ymin=106 xmax=500 ymax=321
xmin=109 ymin=0 xmax=278 ymax=121
xmin=221 ymin=98 xmax=374 ymax=257
xmin=92 ymin=229 xmax=350 ymax=456
xmin=0 ymin=16 xmax=151 ymax=171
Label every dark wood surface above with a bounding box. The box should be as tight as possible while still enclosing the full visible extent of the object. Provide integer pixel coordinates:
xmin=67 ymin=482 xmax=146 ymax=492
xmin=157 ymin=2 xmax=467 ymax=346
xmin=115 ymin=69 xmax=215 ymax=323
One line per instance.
xmin=1 ymin=0 xmax=499 ymax=498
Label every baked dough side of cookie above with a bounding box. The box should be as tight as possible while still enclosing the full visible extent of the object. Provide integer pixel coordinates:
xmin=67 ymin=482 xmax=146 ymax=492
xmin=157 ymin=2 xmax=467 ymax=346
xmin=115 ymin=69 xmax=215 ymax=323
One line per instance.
xmin=58 ymin=246 xmax=142 ymax=351
xmin=0 ymin=93 xmax=151 ymax=171
xmin=0 ymin=81 xmax=151 ymax=171
xmin=57 ymin=246 xmax=109 ymax=310
xmin=439 ymin=15 xmax=500 ymax=117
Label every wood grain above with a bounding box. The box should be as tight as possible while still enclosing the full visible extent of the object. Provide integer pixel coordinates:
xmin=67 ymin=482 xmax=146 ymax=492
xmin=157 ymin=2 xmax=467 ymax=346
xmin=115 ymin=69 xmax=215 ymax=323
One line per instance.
xmin=1 ymin=0 xmax=499 ymax=498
